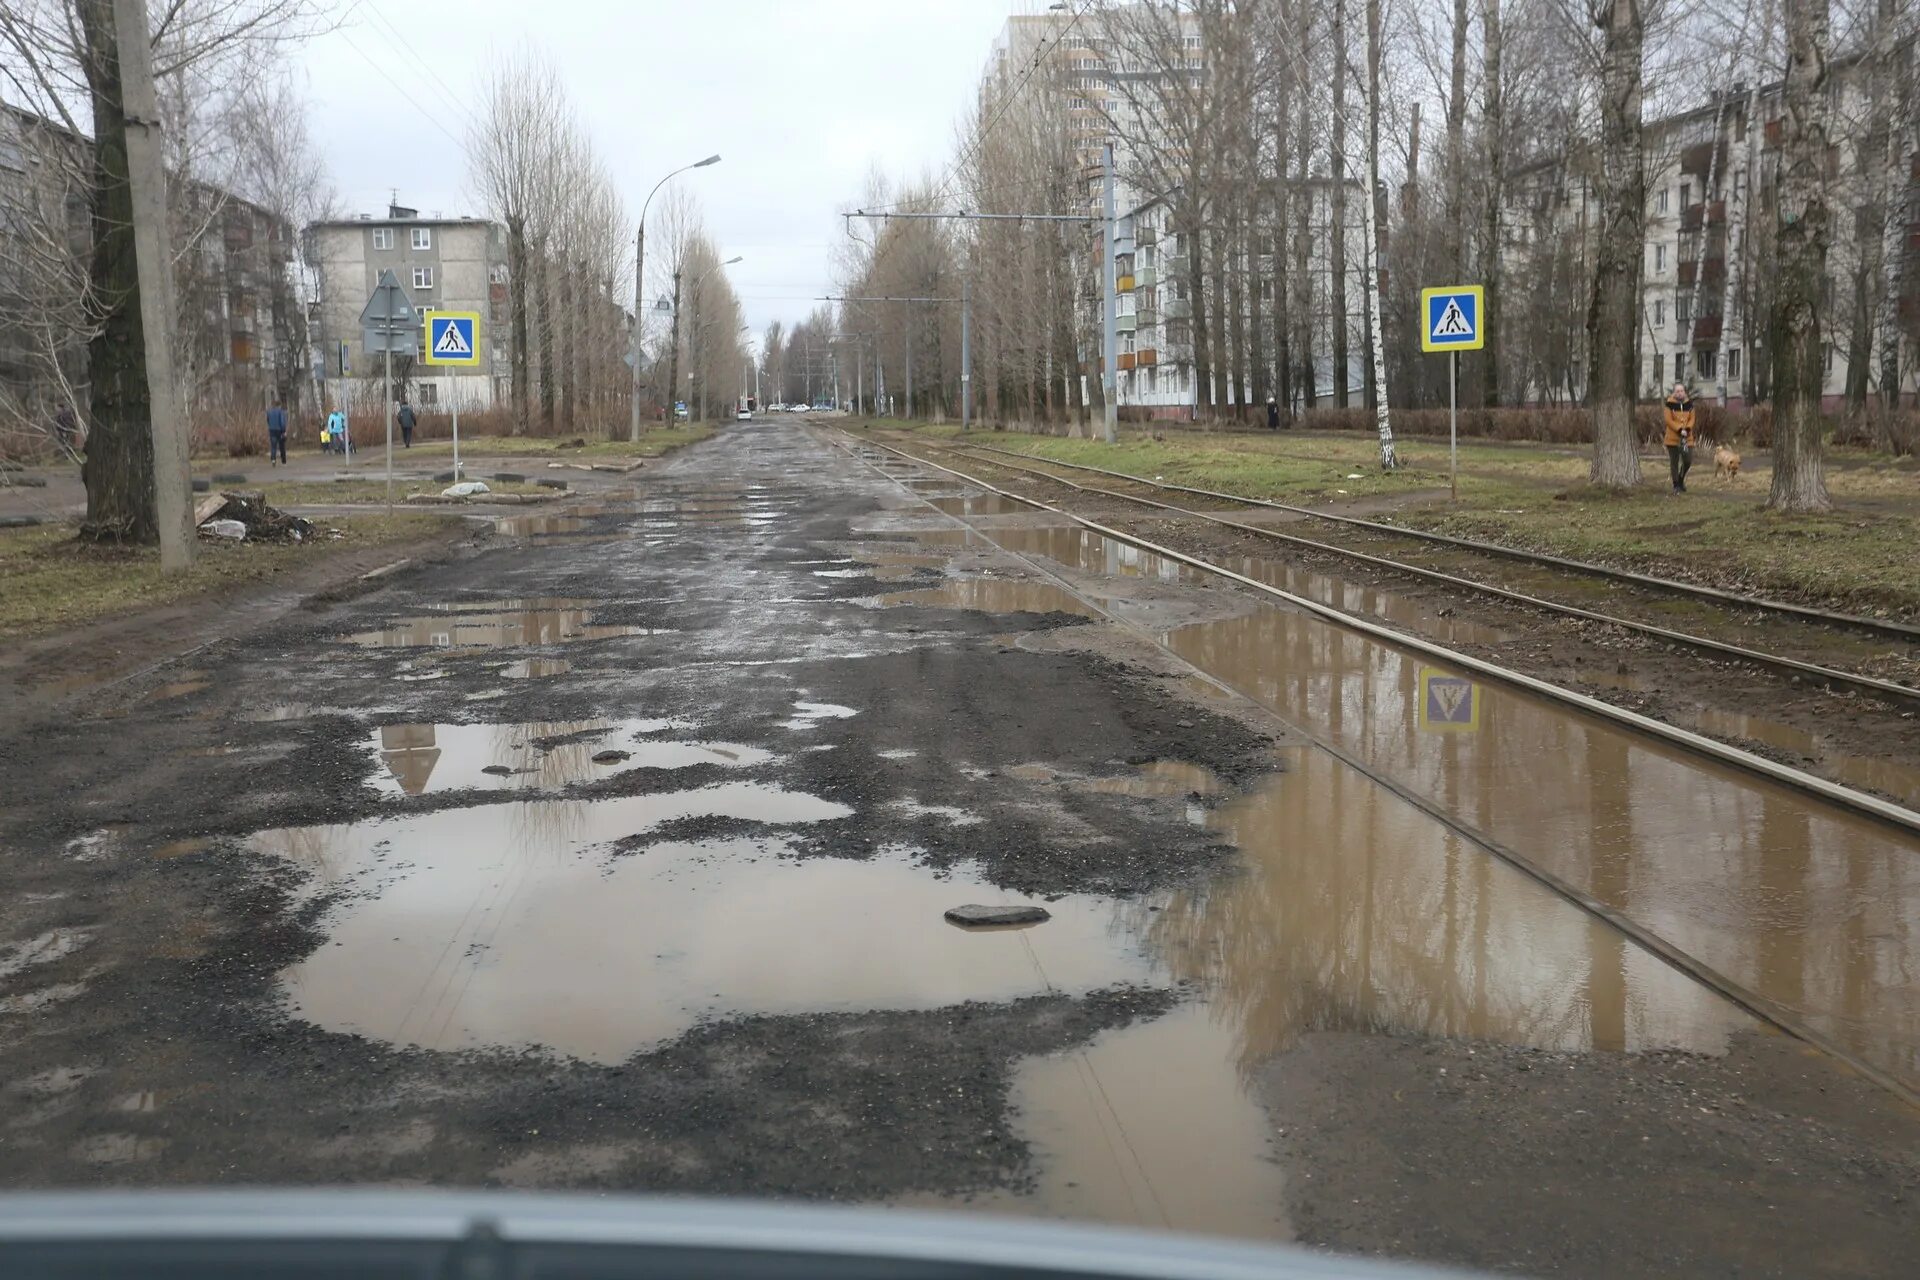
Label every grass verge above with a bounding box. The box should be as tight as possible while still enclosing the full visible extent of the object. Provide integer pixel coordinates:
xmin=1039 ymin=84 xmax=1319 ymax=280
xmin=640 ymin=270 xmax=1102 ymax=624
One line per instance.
xmin=859 ymin=420 xmax=1920 ymax=616
xmin=399 ymin=424 xmax=717 ymax=460
xmin=0 ymin=512 xmax=460 ymax=639
xmin=257 ymin=479 xmax=550 ymax=506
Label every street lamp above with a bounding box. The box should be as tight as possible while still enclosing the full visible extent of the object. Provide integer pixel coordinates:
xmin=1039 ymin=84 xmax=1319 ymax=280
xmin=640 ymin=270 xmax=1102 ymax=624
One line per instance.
xmin=684 ymin=256 xmax=742 ymax=423
xmin=631 ymin=153 xmax=721 ymax=441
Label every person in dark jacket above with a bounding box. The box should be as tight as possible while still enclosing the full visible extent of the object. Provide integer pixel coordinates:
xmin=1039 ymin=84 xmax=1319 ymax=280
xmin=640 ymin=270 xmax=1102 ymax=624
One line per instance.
xmin=1266 ymin=396 xmax=1280 ymax=430
xmin=1662 ymin=382 xmax=1696 ymax=492
xmin=397 ymin=398 xmax=417 ymax=448
xmin=266 ymin=400 xmax=288 ymax=465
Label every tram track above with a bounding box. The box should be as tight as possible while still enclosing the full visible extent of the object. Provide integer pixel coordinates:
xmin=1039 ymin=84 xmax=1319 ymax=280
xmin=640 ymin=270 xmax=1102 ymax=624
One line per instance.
xmin=948 ymin=438 xmax=1920 ymax=643
xmin=825 ymin=427 xmax=1920 ymax=1111
xmin=903 ymin=439 xmax=1920 ymax=712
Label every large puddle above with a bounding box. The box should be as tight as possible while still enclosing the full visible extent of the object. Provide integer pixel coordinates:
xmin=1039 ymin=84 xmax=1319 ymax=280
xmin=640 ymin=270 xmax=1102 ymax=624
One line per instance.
xmin=986 ymin=521 xmax=1920 ymax=1090
xmin=253 ymin=801 xmax=1149 ymax=1062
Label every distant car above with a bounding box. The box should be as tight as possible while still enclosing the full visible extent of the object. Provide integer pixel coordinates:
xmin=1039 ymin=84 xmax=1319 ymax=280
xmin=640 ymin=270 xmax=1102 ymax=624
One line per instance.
xmin=737 ymin=408 xmax=752 ymax=420
xmin=791 ymin=403 xmax=810 ymax=413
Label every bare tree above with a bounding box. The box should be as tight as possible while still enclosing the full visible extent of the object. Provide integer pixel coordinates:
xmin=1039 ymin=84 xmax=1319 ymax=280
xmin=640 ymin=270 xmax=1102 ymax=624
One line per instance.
xmin=1767 ymin=0 xmax=1834 ymax=510
xmin=1586 ymin=0 xmax=1648 ymax=488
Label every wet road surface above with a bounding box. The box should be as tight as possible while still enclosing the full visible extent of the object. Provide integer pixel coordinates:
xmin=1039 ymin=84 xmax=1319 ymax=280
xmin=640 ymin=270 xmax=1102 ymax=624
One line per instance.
xmin=3 ymin=421 xmax=1918 ymax=1275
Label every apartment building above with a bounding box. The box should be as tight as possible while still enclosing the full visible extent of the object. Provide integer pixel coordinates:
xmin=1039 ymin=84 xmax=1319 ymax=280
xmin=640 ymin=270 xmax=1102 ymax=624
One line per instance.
xmin=1502 ymin=53 xmax=1919 ymax=409
xmin=306 ymin=202 xmax=509 ymax=411
xmin=1 ymin=105 xmax=296 ymax=431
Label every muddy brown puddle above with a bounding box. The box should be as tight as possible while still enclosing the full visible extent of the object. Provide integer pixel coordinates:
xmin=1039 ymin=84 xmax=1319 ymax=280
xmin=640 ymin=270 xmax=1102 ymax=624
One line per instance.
xmin=252 ymin=799 xmax=1150 ymax=1064
xmin=343 ymin=600 xmax=663 ymax=650
xmin=964 ymin=520 xmax=1920 ymax=1092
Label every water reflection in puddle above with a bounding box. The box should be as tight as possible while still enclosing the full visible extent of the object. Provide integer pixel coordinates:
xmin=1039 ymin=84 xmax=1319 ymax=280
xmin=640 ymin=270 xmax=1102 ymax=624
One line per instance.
xmin=256 ymin=806 xmax=1144 ymax=1062
xmin=367 ymin=720 xmax=768 ymax=796
xmin=928 ymin=493 xmax=1032 ymax=518
xmin=878 ymin=579 xmax=1099 ymax=619
xmin=498 ymin=657 xmax=574 ymax=680
xmin=494 ymin=515 xmax=591 ymax=537
xmin=344 ymin=604 xmax=661 ymax=650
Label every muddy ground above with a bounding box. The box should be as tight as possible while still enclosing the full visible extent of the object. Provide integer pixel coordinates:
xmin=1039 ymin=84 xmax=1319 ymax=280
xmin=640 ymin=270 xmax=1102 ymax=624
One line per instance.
xmin=2 ymin=422 xmax=1917 ymax=1277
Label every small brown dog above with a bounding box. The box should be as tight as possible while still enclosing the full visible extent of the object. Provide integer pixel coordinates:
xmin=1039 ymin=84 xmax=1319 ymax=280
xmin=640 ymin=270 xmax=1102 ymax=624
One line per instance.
xmin=1713 ymin=442 xmax=1742 ymax=482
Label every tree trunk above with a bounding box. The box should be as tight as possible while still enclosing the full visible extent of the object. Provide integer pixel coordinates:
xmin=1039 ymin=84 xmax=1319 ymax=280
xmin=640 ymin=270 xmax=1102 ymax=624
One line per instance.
xmin=536 ymin=244 xmax=557 ymax=432
xmin=1446 ymin=0 xmax=1469 ymax=281
xmin=1228 ymin=217 xmax=1249 ymax=419
xmin=76 ymin=0 xmax=157 ymax=542
xmin=1208 ymin=226 xmax=1230 ymax=417
xmin=1331 ymin=0 xmax=1351 ymax=409
xmin=1187 ymin=214 xmax=1213 ymax=417
xmin=1768 ymin=0 xmax=1834 ymax=512
xmin=559 ymin=261 xmax=577 ymax=433
xmin=1294 ymin=0 xmax=1316 ymax=409
xmin=1871 ymin=0 xmax=1908 ymax=418
xmin=507 ymin=214 xmax=531 ymax=434
xmin=1364 ymin=0 xmax=1397 ymax=466
xmin=1481 ymin=0 xmax=1504 ymax=407
xmin=1586 ymin=0 xmax=1646 ymax=488
xmin=1273 ymin=96 xmax=1294 ymax=417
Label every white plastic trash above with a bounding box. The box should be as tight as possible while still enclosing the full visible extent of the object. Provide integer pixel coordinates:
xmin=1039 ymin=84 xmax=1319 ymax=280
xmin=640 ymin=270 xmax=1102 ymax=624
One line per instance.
xmin=202 ymin=519 xmax=247 ymax=540
xmin=441 ymin=481 xmax=492 ymax=498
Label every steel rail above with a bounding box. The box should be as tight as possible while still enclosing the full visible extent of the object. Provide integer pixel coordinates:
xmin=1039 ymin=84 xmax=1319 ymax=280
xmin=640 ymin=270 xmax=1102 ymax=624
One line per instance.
xmin=927 ymin=442 xmax=1920 ymax=707
xmin=950 ymin=440 xmax=1920 ymax=643
xmin=824 ymin=428 xmax=1920 ymax=1109
xmin=842 ymin=431 xmax=1920 ymax=837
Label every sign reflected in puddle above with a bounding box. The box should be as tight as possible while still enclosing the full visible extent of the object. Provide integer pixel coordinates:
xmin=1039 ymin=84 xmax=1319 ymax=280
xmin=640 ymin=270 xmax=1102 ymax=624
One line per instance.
xmin=343 ymin=603 xmax=662 ymax=650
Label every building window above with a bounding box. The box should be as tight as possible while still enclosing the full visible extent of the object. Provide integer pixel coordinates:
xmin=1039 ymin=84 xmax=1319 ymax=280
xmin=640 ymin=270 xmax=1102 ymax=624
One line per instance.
xmin=412 ymin=266 xmax=433 ymax=290
xmin=1680 ymin=182 xmax=1692 ymax=209
xmin=489 ymin=264 xmax=509 ymax=285
xmin=411 ymin=227 xmax=432 ymax=250
xmin=1654 ymin=244 xmax=1666 ymax=271
xmin=1825 ymin=344 xmax=1835 ymax=373
xmin=1677 ymin=294 xmax=1691 ymax=324
xmin=417 ymin=382 xmax=438 ymax=405
xmin=1674 ymin=352 xmax=1687 ymax=383
xmin=1657 ymin=187 xmax=1670 ymax=214
xmin=372 ymin=227 xmax=393 ymax=250
xmin=1653 ymin=299 xmax=1665 ymax=326
xmin=1698 ymin=349 xmax=1716 ymax=378
xmin=1727 ymin=348 xmax=1741 ymax=378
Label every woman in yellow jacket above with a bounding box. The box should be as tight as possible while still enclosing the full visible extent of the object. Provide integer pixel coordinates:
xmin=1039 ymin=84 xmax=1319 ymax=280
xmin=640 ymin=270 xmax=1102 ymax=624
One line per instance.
xmin=1662 ymin=382 xmax=1696 ymax=492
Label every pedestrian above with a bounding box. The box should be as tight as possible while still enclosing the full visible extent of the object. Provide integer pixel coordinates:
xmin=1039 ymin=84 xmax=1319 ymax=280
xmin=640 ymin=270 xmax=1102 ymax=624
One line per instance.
xmin=326 ymin=407 xmax=347 ymax=458
xmin=1662 ymin=381 xmax=1696 ymax=492
xmin=266 ymin=399 xmax=288 ymax=465
xmin=397 ymin=398 xmax=416 ymax=449
xmin=1266 ymin=396 xmax=1280 ymax=431
xmin=51 ymin=404 xmax=80 ymax=460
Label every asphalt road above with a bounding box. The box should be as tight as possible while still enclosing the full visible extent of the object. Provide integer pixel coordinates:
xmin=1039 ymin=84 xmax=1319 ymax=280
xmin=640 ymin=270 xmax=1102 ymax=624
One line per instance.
xmin=1 ymin=421 xmax=1916 ymax=1277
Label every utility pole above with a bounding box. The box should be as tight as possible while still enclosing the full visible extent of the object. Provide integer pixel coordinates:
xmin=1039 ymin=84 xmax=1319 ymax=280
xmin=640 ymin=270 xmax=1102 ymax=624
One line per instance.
xmin=1102 ymin=141 xmax=1119 ymax=444
xmin=114 ymin=0 xmax=192 ymax=571
xmin=631 ymin=155 xmax=721 ymax=440
xmin=663 ymin=269 xmax=683 ymax=426
xmin=961 ymin=275 xmax=972 ymax=431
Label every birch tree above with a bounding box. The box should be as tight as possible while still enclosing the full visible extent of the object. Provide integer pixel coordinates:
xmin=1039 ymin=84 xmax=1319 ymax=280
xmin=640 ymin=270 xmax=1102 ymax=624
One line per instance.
xmin=1586 ymin=0 xmax=1647 ymax=488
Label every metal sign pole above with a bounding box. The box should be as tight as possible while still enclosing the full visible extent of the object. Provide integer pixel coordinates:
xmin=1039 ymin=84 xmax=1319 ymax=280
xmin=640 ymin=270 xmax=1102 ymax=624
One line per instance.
xmin=385 ymin=342 xmax=394 ymax=514
xmin=1450 ymin=351 xmax=1458 ymax=502
xmin=452 ymin=373 xmax=461 ymax=481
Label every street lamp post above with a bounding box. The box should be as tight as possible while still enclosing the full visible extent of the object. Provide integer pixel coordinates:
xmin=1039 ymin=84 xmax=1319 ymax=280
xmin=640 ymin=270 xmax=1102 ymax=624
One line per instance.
xmin=631 ymin=154 xmax=720 ymax=441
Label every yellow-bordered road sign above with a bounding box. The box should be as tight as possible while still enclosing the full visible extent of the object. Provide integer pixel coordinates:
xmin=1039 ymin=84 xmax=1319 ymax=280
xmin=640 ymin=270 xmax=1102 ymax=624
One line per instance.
xmin=1416 ymin=666 xmax=1481 ymax=732
xmin=422 ymin=311 xmax=482 ymax=366
xmin=1420 ymin=285 xmax=1484 ymax=352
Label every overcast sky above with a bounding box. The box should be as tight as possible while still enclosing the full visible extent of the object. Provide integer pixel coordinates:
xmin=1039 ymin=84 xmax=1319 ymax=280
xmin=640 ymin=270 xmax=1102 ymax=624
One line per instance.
xmin=302 ymin=0 xmax=1046 ymax=346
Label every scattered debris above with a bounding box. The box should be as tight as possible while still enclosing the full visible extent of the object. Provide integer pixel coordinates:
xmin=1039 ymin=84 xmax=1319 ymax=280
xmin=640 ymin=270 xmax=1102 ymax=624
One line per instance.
xmin=442 ymin=481 xmax=492 ymax=499
xmin=944 ymin=904 xmax=1051 ymax=927
xmin=590 ymin=749 xmax=631 ymax=764
xmin=194 ymin=491 xmax=311 ymax=543
xmin=480 ymin=765 xmax=517 ymax=776
xmin=493 ymin=472 xmax=527 ymax=484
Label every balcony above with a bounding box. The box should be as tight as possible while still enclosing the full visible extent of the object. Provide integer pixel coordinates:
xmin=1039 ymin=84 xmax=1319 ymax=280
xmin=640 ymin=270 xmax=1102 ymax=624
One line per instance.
xmin=1680 ymin=200 xmax=1726 ymax=230
xmin=1678 ymin=256 xmax=1727 ymax=286
xmin=1164 ymin=296 xmax=1191 ymax=319
xmin=1116 ymin=274 xmax=1135 ymax=292
xmin=1690 ymin=314 xmax=1724 ymax=344
xmin=1680 ymin=140 xmax=1728 ymax=176
xmin=1117 ymin=352 xmax=1136 ymax=371
xmin=1116 ymin=312 xmax=1137 ymax=332
xmin=1136 ymin=266 xmax=1156 ymax=286
xmin=1136 ymin=347 xmax=1158 ymax=366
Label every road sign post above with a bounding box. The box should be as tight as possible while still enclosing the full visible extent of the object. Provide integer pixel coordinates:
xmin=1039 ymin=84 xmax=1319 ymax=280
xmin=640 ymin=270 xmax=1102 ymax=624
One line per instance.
xmin=1420 ymin=285 xmax=1485 ymax=502
xmin=422 ymin=312 xmax=481 ymax=483
xmin=358 ymin=270 xmax=420 ymax=512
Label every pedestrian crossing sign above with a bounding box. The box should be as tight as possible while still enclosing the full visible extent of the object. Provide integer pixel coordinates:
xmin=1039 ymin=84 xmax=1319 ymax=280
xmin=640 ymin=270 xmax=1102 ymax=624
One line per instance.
xmin=1416 ymin=666 xmax=1481 ymax=732
xmin=1420 ymin=285 xmax=1484 ymax=352
xmin=422 ymin=311 xmax=482 ymax=366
